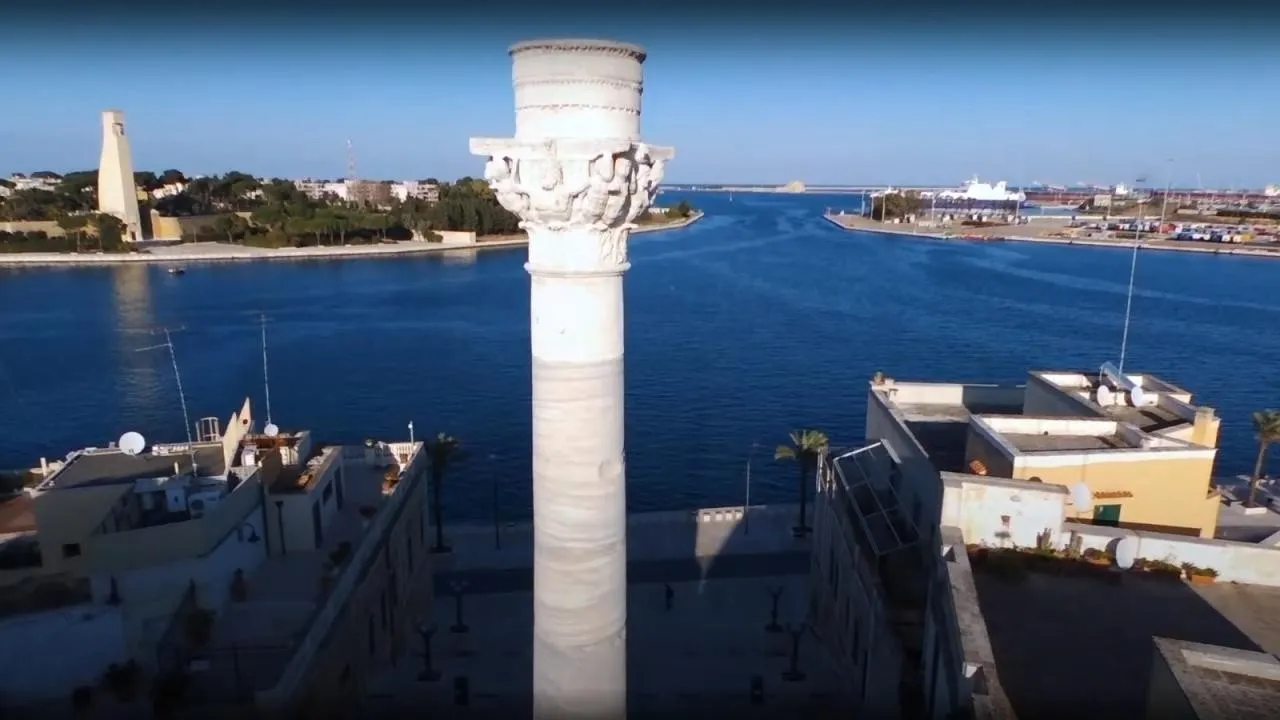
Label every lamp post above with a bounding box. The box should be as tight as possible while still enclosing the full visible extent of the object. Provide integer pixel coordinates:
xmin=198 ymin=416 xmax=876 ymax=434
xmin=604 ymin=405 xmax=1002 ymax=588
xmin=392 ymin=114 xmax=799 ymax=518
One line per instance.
xmin=781 ymin=622 xmax=808 ymax=682
xmin=744 ymin=442 xmax=756 ymax=534
xmin=408 ymin=421 xmax=415 ymax=445
xmin=765 ymin=586 xmax=784 ymax=633
xmin=1159 ymin=158 xmax=1174 ymax=233
xmin=415 ymin=621 xmax=441 ymax=682
xmin=450 ymin=580 xmax=469 ymax=634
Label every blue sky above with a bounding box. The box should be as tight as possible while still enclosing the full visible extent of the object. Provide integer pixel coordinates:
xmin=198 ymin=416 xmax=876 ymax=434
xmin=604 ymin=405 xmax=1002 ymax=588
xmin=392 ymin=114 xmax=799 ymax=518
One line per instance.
xmin=1 ymin=21 xmax=1276 ymax=188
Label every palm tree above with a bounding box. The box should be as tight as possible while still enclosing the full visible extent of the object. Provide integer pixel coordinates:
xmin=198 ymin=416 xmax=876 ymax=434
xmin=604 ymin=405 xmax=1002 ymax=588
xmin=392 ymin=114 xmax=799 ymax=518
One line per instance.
xmin=428 ymin=433 xmax=461 ymax=553
xmin=775 ymin=429 xmax=830 ymax=537
xmin=1248 ymin=410 xmax=1280 ymax=507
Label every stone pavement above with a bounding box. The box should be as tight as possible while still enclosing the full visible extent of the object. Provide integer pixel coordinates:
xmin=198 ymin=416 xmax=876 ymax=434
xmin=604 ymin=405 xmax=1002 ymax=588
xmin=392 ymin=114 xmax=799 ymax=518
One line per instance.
xmin=364 ymin=575 xmax=850 ymax=718
xmin=433 ymin=503 xmax=807 ymax=574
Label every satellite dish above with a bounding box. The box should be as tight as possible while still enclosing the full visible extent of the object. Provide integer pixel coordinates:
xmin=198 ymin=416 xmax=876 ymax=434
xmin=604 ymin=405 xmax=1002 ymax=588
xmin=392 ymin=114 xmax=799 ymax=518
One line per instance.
xmin=1129 ymin=385 xmax=1147 ymax=407
xmin=1115 ymin=536 xmax=1139 ymax=570
xmin=264 ymin=423 xmax=280 ymax=438
xmin=1070 ymin=482 xmax=1094 ymax=513
xmin=118 ymin=431 xmax=146 ymax=457
xmin=1096 ymin=385 xmax=1114 ymax=407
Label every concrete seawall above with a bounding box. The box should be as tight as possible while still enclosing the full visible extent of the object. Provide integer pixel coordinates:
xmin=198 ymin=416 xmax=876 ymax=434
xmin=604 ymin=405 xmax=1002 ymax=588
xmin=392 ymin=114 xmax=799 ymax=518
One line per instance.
xmin=823 ymin=213 xmax=1280 ymax=260
xmin=0 ymin=212 xmax=704 ymax=268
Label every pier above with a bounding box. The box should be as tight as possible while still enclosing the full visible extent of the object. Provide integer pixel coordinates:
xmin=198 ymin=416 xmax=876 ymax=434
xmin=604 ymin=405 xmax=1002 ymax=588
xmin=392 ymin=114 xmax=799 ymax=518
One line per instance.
xmin=823 ymin=211 xmax=1280 ymax=259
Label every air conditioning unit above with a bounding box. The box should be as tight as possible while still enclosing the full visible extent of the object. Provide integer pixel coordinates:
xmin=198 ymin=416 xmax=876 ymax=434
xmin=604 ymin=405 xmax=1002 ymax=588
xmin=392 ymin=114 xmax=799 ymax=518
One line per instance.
xmin=187 ymin=491 xmax=224 ymax=519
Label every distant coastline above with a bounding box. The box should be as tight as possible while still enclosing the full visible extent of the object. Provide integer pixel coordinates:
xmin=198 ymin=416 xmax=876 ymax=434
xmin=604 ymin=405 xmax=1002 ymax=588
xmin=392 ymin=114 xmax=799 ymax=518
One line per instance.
xmin=0 ymin=212 xmax=703 ymax=268
xmin=823 ymin=213 xmax=1280 ymax=260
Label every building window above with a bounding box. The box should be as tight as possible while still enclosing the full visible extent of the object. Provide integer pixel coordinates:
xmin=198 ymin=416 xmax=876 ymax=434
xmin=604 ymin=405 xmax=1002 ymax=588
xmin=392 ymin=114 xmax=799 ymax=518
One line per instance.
xmin=368 ymin=615 xmax=376 ymax=657
xmin=380 ymin=590 xmax=388 ymax=631
xmin=62 ymin=543 xmax=82 ymax=558
xmin=322 ymin=482 xmax=333 ymax=503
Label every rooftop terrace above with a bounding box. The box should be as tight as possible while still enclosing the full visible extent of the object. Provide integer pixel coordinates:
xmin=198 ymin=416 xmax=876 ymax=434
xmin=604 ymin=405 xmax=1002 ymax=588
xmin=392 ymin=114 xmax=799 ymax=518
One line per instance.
xmin=1031 ymin=370 xmax=1206 ymax=435
xmin=38 ymin=443 xmax=227 ymax=490
xmin=965 ymin=552 xmax=1280 ymax=718
xmin=1153 ymin=638 xmax=1280 ymax=719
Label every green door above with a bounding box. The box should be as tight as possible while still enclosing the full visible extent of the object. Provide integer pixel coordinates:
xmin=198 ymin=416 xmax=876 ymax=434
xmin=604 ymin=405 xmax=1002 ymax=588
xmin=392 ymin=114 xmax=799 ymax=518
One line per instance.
xmin=1093 ymin=504 xmax=1122 ymax=527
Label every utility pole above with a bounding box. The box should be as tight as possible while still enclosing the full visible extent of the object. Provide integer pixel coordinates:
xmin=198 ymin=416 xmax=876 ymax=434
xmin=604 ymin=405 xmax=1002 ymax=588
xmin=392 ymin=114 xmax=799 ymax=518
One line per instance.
xmin=1159 ymin=158 xmax=1174 ymax=231
xmin=744 ymin=442 xmax=757 ymax=534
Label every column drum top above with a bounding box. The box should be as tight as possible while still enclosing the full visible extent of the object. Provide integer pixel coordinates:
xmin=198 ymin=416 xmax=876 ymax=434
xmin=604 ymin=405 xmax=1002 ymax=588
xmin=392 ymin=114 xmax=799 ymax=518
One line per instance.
xmin=510 ymin=38 xmax=647 ymax=142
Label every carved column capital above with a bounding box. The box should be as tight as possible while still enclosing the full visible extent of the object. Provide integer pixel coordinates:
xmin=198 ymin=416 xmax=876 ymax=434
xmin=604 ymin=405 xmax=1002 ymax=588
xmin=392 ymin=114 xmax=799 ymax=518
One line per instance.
xmin=470 ymin=138 xmax=674 ymax=275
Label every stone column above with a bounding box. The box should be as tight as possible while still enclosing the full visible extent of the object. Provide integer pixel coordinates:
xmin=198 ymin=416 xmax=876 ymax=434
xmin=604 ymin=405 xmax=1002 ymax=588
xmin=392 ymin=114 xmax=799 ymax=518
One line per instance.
xmin=471 ymin=39 xmax=673 ymax=720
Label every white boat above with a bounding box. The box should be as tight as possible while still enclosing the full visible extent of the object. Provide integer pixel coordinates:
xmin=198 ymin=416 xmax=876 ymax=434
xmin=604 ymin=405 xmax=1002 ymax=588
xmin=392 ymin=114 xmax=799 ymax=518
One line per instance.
xmin=924 ymin=177 xmax=1026 ymax=203
xmin=167 ymin=267 xmax=186 ymax=276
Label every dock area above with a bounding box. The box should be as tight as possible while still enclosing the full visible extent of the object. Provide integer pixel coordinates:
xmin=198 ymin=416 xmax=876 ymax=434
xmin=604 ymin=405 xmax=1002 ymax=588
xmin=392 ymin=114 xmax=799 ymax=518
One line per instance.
xmin=823 ymin=212 xmax=1280 ymax=259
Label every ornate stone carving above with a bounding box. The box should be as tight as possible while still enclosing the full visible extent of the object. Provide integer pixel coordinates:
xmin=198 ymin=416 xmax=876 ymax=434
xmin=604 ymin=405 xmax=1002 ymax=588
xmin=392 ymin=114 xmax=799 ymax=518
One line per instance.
xmin=473 ymin=139 xmax=672 ymax=233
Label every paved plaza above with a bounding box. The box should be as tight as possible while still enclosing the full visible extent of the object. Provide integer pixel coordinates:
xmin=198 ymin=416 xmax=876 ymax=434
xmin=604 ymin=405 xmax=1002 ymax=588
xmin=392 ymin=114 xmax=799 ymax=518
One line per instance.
xmin=365 ymin=573 xmax=852 ymax=718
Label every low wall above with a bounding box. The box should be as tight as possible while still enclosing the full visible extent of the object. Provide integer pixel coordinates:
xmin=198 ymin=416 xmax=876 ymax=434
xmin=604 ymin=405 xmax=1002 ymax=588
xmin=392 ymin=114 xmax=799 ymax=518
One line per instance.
xmin=944 ymin=470 xmax=1280 ymax=587
xmin=1 ymin=220 xmax=63 ymax=237
xmin=1065 ymin=522 xmax=1280 ymax=585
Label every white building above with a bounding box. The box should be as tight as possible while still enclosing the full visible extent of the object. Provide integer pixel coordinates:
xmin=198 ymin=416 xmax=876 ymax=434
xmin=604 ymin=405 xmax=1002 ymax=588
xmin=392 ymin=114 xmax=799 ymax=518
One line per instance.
xmin=6 ymin=175 xmax=61 ymax=193
xmin=293 ymin=180 xmax=349 ymax=202
xmin=150 ymin=182 xmax=187 ymax=199
xmin=390 ymin=180 xmax=439 ymax=203
xmin=0 ymin=398 xmax=433 ymax=713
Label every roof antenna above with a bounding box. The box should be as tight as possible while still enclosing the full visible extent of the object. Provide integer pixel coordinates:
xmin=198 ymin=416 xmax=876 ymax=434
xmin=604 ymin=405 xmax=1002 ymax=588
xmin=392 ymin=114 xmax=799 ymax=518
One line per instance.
xmin=1116 ymin=178 xmax=1143 ymax=377
xmin=260 ymin=313 xmax=274 ymax=429
xmin=136 ymin=326 xmax=198 ymax=475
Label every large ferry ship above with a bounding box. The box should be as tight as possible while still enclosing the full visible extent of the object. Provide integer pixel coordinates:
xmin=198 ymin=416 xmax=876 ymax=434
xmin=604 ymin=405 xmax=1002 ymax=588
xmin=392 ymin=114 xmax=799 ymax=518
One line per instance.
xmin=918 ymin=177 xmax=1030 ymax=209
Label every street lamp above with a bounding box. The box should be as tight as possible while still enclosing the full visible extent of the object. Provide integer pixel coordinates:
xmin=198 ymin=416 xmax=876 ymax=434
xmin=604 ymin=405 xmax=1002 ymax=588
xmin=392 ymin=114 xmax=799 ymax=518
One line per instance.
xmin=450 ymin=580 xmax=470 ymax=634
xmin=1159 ymin=158 xmax=1174 ymax=232
xmin=407 ymin=420 xmax=414 ymax=445
xmin=744 ymin=442 xmax=756 ymax=534
xmin=415 ymin=621 xmax=441 ymax=682
xmin=781 ymin=622 xmax=808 ymax=682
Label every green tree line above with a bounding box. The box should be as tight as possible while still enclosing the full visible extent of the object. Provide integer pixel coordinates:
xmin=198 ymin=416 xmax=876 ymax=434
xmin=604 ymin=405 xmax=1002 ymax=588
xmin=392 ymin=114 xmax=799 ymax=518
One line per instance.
xmin=1 ymin=170 xmax=696 ymax=252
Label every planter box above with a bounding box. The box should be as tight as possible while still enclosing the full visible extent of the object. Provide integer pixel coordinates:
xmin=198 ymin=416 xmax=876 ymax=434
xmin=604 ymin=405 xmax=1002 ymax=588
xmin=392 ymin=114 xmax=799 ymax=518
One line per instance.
xmin=1188 ymin=574 xmax=1217 ymax=585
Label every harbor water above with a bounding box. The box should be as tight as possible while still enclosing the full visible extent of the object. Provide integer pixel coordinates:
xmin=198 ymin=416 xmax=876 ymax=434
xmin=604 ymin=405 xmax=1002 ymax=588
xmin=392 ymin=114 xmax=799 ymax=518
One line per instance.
xmin=0 ymin=191 xmax=1276 ymax=520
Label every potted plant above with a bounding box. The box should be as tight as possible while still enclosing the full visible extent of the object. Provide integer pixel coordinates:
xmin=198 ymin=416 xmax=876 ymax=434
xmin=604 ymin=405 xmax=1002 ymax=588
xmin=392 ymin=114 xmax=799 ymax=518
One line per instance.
xmin=71 ymin=686 xmax=94 ymax=717
xmin=103 ymin=660 xmax=141 ymax=702
xmin=382 ymin=468 xmax=400 ymax=493
xmin=230 ymin=569 xmax=248 ymax=603
xmin=1081 ymin=548 xmax=1111 ymax=567
xmin=185 ymin=609 xmax=214 ymax=648
xmin=151 ymin=670 xmax=189 ymax=719
xmin=1183 ymin=563 xmax=1219 ymax=584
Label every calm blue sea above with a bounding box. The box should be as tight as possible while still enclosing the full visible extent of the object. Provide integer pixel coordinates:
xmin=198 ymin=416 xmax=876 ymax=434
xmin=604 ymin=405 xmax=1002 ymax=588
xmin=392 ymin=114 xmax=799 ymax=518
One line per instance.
xmin=0 ymin=191 xmax=1276 ymax=520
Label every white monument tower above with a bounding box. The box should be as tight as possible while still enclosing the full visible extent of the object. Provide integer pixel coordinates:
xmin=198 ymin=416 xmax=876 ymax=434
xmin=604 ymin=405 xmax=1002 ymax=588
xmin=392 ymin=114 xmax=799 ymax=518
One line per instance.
xmin=97 ymin=110 xmax=144 ymax=242
xmin=471 ymin=39 xmax=672 ymax=719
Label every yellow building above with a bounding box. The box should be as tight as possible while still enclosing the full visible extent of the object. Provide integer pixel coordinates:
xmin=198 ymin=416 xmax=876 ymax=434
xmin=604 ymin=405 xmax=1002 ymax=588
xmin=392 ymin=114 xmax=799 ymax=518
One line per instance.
xmin=869 ymin=369 xmax=1222 ymax=538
